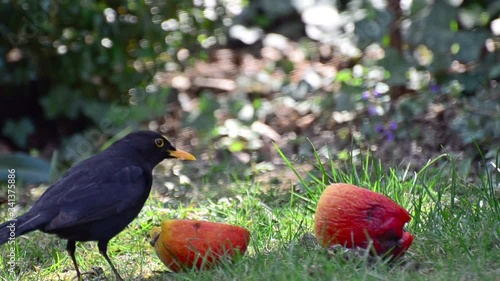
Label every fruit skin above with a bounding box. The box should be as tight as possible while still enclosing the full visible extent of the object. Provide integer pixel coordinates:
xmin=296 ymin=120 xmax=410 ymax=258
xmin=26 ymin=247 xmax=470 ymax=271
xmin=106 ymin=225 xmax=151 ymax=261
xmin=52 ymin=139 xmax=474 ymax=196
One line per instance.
xmin=150 ymin=220 xmax=250 ymax=272
xmin=314 ymin=183 xmax=413 ymax=259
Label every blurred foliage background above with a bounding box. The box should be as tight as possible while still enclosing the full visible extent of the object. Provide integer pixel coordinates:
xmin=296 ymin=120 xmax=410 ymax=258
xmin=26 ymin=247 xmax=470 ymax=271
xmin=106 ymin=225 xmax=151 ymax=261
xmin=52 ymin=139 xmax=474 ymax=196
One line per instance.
xmin=0 ymin=0 xmax=499 ymax=183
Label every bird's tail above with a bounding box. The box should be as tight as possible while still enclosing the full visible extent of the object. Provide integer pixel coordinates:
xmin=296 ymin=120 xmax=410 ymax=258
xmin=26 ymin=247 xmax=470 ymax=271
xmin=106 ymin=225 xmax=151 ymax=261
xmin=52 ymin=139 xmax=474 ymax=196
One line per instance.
xmin=0 ymin=212 xmax=45 ymax=245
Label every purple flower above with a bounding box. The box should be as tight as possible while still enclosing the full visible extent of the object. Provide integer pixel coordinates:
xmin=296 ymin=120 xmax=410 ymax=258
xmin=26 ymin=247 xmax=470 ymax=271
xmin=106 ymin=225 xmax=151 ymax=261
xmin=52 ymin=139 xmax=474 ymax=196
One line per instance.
xmin=374 ymin=122 xmax=397 ymax=142
xmin=373 ymin=90 xmax=382 ymax=97
xmin=386 ymin=131 xmax=395 ymax=142
xmin=368 ymin=105 xmax=377 ymax=116
xmin=361 ymin=91 xmax=370 ymax=100
xmin=388 ymin=121 xmax=398 ymax=130
xmin=430 ymin=84 xmax=441 ymax=94
xmin=375 ymin=124 xmax=385 ymax=132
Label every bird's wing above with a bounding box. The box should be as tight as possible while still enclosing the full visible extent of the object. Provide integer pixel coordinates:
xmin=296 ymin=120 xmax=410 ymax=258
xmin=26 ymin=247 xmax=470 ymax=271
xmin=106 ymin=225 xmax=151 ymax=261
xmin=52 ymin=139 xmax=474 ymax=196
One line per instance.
xmin=43 ymin=165 xmax=151 ymax=231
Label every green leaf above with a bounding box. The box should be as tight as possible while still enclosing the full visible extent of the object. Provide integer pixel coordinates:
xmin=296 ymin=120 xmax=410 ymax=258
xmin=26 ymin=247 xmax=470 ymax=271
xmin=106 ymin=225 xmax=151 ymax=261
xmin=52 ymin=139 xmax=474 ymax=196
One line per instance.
xmin=2 ymin=118 xmax=35 ymax=148
xmin=39 ymin=86 xmax=83 ymax=119
xmin=379 ymin=48 xmax=411 ymax=85
xmin=335 ymin=69 xmax=353 ymax=83
xmin=229 ymin=140 xmax=245 ymax=152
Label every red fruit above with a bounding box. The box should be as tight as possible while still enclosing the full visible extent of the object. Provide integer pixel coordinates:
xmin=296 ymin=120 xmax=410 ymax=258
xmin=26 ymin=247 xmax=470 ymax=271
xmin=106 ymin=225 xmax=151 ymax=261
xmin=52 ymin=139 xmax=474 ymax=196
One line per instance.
xmin=150 ymin=220 xmax=250 ymax=272
xmin=314 ymin=183 xmax=413 ymax=259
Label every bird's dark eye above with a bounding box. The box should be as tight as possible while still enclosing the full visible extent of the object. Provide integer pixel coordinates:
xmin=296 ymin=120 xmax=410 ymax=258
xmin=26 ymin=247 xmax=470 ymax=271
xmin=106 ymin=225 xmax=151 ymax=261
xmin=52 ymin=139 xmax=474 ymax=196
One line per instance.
xmin=154 ymin=138 xmax=164 ymax=148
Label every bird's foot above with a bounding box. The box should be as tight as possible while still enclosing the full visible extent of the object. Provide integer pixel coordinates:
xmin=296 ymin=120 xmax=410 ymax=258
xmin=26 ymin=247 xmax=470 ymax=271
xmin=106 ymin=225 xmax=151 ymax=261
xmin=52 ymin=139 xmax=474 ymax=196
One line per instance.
xmin=71 ymin=267 xmax=105 ymax=281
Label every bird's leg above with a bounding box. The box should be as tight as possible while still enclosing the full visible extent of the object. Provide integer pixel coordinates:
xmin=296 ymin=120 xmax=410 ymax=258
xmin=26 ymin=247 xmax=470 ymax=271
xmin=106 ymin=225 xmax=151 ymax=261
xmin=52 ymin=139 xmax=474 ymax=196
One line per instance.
xmin=97 ymin=240 xmax=124 ymax=281
xmin=66 ymin=240 xmax=82 ymax=280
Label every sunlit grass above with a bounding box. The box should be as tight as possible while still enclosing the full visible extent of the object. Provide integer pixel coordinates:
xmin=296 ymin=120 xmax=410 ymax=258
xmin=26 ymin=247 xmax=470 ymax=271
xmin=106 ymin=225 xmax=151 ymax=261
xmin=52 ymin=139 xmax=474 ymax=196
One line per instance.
xmin=0 ymin=146 xmax=499 ymax=280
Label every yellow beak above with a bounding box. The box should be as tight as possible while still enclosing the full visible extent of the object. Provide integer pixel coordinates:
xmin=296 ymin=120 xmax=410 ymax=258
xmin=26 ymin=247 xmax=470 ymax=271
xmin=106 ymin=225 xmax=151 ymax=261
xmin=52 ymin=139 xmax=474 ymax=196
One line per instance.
xmin=168 ymin=149 xmax=196 ymax=161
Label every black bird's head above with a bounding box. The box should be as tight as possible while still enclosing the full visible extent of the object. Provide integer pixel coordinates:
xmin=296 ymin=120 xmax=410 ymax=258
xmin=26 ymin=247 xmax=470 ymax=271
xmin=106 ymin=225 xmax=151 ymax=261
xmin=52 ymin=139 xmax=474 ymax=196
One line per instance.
xmin=114 ymin=131 xmax=196 ymax=166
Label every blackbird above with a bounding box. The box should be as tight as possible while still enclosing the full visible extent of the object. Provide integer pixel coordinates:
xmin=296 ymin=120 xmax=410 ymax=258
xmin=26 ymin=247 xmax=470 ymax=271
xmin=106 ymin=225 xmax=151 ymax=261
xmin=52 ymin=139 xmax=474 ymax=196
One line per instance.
xmin=0 ymin=130 xmax=195 ymax=280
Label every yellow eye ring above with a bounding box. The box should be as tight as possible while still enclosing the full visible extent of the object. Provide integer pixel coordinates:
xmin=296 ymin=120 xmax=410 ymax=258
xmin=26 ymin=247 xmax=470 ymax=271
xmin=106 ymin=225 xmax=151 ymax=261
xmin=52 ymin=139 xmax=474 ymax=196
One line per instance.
xmin=154 ymin=138 xmax=164 ymax=148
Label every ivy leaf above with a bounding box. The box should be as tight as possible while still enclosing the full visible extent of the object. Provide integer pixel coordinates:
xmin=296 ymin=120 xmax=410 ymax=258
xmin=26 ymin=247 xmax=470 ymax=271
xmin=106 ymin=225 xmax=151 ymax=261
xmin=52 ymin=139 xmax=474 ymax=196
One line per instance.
xmin=2 ymin=117 xmax=35 ymax=148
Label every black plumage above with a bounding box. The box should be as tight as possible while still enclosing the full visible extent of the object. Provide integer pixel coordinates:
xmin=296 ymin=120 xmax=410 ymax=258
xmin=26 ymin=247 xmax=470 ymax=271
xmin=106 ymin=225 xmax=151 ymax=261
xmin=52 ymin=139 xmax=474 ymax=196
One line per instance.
xmin=0 ymin=130 xmax=195 ymax=280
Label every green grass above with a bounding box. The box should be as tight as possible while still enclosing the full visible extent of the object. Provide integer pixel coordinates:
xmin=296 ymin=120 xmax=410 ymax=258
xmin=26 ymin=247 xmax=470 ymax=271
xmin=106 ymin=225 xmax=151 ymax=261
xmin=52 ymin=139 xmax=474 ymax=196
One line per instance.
xmin=0 ymin=147 xmax=499 ymax=281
